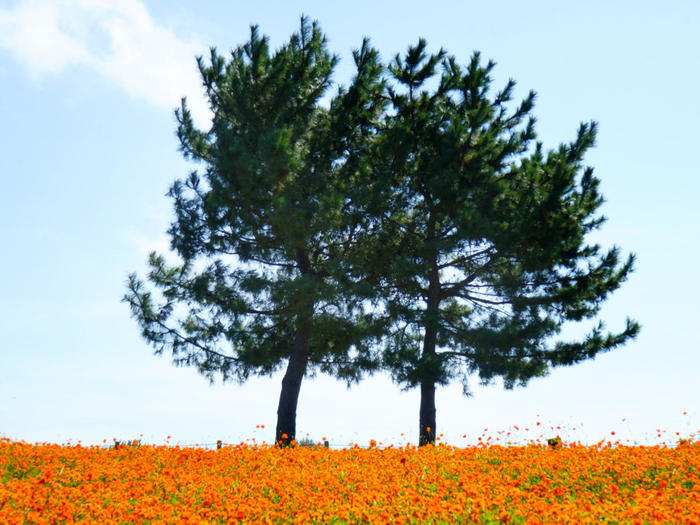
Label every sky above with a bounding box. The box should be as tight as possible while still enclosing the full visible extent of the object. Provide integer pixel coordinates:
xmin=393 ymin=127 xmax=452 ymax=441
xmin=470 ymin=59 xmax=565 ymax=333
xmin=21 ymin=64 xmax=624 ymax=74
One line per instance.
xmin=1 ymin=0 xmax=698 ymax=449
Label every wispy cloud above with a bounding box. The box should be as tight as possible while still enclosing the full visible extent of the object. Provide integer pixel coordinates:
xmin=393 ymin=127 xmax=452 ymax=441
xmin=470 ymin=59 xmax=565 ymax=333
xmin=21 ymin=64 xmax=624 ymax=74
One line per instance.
xmin=122 ymin=202 xmax=180 ymax=262
xmin=123 ymin=230 xmax=174 ymax=261
xmin=0 ymin=0 xmax=211 ymax=126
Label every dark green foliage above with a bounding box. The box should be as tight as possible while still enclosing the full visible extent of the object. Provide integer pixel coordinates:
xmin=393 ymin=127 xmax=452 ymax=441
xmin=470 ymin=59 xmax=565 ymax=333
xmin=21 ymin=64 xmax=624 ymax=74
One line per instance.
xmin=123 ymin=17 xmax=389 ymax=444
xmin=346 ymin=40 xmax=639 ymax=444
xmin=123 ymin=18 xmax=639 ymax=447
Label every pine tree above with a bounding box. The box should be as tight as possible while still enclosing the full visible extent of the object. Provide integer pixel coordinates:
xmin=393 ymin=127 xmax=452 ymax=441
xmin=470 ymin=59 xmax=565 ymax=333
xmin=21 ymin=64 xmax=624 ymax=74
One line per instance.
xmin=122 ymin=17 xmax=388 ymax=446
xmin=345 ymin=40 xmax=640 ymax=446
xmin=124 ymin=21 xmax=640 ymax=448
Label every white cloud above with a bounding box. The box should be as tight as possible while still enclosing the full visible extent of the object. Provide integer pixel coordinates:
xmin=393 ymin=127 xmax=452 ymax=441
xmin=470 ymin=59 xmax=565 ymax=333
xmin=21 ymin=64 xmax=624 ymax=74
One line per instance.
xmin=122 ymin=203 xmax=180 ymax=260
xmin=123 ymin=229 xmax=174 ymax=261
xmin=0 ymin=0 xmax=211 ymax=126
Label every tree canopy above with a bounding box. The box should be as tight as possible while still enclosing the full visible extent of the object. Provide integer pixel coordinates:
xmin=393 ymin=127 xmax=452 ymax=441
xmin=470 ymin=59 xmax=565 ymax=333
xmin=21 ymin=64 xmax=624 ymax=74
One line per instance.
xmin=124 ymin=18 xmax=639 ymax=447
xmin=342 ymin=40 xmax=639 ymax=445
xmin=123 ymin=17 xmax=389 ymax=445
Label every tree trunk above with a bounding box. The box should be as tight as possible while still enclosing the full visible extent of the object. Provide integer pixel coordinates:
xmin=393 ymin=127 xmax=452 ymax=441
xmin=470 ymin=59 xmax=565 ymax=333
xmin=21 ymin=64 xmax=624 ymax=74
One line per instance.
xmin=418 ymin=315 xmax=438 ymax=446
xmin=419 ymin=211 xmax=441 ymax=447
xmin=275 ymin=247 xmax=314 ymax=447
xmin=275 ymin=316 xmax=311 ymax=446
xmin=419 ymin=380 xmax=437 ymax=446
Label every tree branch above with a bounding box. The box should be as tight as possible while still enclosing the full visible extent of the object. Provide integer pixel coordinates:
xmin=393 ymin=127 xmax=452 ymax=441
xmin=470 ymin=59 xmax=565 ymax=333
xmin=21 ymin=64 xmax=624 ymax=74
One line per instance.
xmin=437 ymin=246 xmax=494 ymax=270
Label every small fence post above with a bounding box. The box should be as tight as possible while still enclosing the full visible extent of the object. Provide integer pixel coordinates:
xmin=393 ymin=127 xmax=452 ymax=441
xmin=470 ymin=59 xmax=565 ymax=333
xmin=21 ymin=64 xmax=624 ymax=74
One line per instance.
xmin=217 ymin=440 xmax=222 ymax=450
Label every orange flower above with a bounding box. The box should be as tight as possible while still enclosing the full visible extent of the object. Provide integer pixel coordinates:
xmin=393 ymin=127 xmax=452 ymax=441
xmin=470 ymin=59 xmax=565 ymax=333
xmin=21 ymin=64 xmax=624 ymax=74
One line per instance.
xmin=0 ymin=433 xmax=697 ymax=523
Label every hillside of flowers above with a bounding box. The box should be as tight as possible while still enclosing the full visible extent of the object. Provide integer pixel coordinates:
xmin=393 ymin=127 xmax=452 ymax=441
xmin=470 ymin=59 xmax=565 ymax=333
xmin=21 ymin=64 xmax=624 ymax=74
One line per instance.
xmin=1 ymin=435 xmax=699 ymax=524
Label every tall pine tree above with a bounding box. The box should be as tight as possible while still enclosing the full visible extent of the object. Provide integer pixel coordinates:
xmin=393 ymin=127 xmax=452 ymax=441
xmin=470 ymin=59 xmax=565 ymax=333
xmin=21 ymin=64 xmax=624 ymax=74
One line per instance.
xmin=343 ymin=41 xmax=640 ymax=446
xmin=125 ymin=22 xmax=639 ymax=447
xmin=123 ymin=17 xmax=388 ymax=446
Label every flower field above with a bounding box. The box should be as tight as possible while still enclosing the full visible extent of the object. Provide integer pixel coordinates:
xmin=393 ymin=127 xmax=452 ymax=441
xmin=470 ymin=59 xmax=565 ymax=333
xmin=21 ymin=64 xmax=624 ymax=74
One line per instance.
xmin=1 ymin=436 xmax=699 ymax=524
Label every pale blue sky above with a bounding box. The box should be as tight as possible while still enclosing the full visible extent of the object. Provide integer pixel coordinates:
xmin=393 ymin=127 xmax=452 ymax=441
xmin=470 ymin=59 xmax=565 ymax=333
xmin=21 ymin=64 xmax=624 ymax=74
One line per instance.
xmin=1 ymin=0 xmax=698 ymax=448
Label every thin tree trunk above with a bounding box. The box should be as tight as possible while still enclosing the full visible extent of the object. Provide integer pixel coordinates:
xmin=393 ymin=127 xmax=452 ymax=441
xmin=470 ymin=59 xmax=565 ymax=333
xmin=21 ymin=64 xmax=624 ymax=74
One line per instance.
xmin=419 ymin=211 xmax=441 ymax=447
xmin=275 ymin=316 xmax=311 ymax=446
xmin=419 ymin=379 xmax=437 ymax=446
xmin=275 ymin=247 xmax=315 ymax=447
xmin=419 ymin=315 xmax=438 ymax=446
